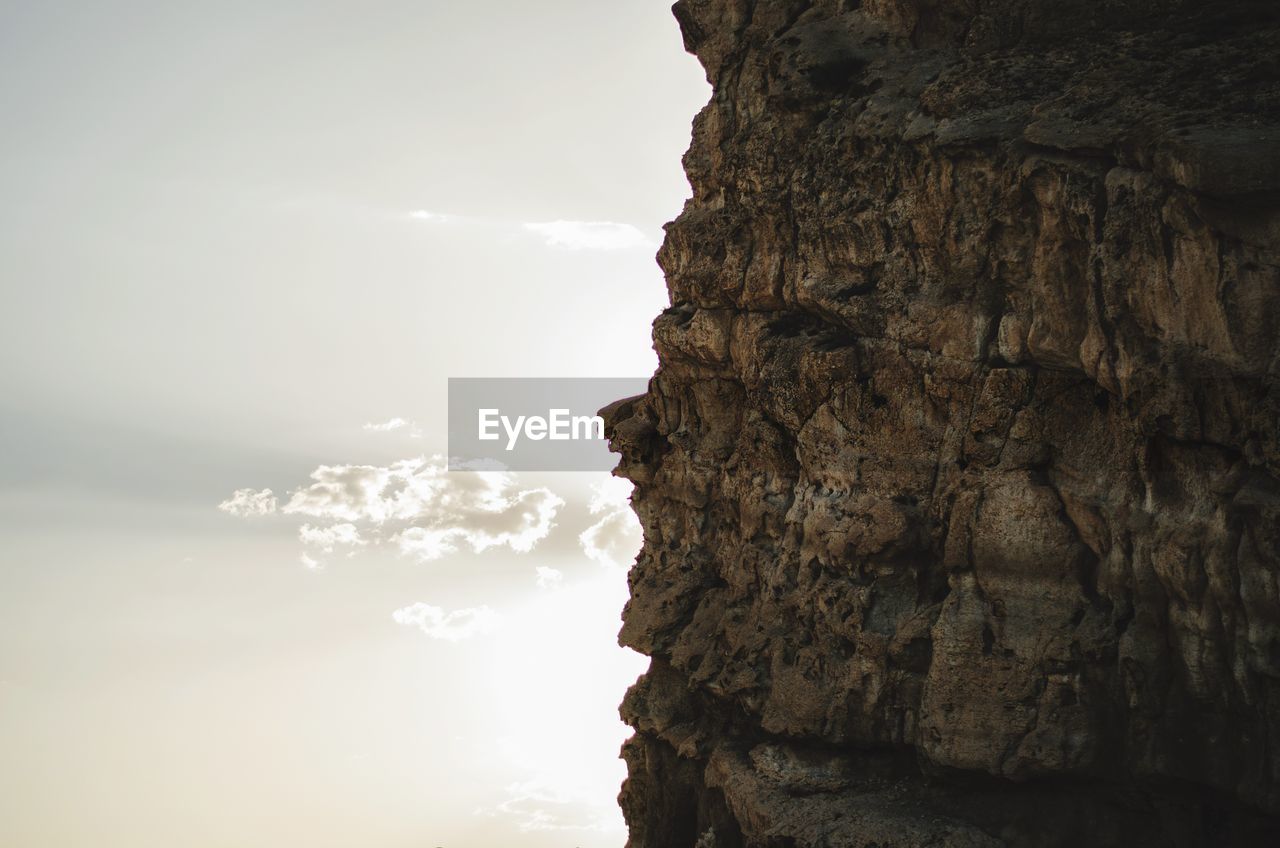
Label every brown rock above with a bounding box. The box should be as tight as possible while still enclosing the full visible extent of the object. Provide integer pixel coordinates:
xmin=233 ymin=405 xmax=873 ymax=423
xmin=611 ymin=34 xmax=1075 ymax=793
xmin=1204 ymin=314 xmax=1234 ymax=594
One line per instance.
xmin=607 ymin=1 xmax=1280 ymax=845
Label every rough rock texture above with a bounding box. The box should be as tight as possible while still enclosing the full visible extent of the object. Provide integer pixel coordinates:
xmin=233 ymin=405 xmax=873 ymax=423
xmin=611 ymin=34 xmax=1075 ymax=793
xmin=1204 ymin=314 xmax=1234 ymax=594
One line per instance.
xmin=604 ymin=1 xmax=1280 ymax=845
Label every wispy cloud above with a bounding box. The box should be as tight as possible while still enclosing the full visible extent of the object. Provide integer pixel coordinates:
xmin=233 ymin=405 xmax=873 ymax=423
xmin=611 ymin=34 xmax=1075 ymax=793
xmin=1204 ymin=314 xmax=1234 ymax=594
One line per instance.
xmin=300 ymin=552 xmax=322 ymax=571
xmin=392 ymin=602 xmax=498 ymax=641
xmin=217 ymin=488 xmax=278 ymax=517
xmin=362 ymin=417 xmax=407 ymax=432
xmin=404 ymin=208 xmax=653 ymax=251
xmin=362 ymin=417 xmax=424 ymax=438
xmin=522 ymin=220 xmax=652 ymax=251
xmin=479 ymin=779 xmax=617 ymax=833
xmin=535 ymin=566 xmax=564 ymax=589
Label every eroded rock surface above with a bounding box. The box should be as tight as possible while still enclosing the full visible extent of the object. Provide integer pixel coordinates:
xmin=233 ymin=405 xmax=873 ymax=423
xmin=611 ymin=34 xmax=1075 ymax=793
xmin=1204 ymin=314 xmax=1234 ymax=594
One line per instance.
xmin=605 ymin=1 xmax=1280 ymax=845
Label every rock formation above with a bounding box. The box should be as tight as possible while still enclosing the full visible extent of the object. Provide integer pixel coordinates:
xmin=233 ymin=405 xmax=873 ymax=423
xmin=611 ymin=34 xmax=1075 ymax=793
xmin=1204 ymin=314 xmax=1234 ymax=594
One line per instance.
xmin=603 ymin=1 xmax=1280 ymax=845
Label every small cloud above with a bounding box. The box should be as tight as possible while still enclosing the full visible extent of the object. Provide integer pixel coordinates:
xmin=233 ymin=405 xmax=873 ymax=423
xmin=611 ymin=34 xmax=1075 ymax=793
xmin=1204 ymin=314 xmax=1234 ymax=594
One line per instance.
xmin=362 ymin=417 xmax=424 ymax=438
xmin=299 ymin=522 xmax=366 ymax=553
xmin=363 ymin=417 xmax=408 ymax=432
xmin=407 ymin=209 xmax=453 ymax=223
xmin=480 ymin=779 xmax=614 ymax=833
xmin=392 ymin=602 xmax=499 ymax=641
xmin=535 ymin=566 xmax=564 ymax=589
xmin=300 ymin=552 xmax=323 ymax=570
xmin=523 ymin=220 xmax=652 ymax=251
xmin=218 ymin=488 xmax=278 ymax=517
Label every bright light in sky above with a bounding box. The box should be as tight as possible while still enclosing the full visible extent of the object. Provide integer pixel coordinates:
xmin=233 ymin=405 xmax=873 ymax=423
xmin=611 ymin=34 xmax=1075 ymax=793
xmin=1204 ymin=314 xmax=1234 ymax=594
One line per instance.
xmin=523 ymin=220 xmax=655 ymax=251
xmin=0 ymin=1 xmax=708 ymax=846
xmin=480 ymin=568 xmax=647 ymax=835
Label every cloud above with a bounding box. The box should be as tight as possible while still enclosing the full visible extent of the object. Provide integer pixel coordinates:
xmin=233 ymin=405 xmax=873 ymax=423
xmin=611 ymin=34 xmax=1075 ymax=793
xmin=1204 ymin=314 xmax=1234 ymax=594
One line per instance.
xmin=483 ymin=779 xmax=615 ymax=832
xmin=579 ymin=478 xmax=642 ymax=569
xmin=300 ymin=552 xmax=322 ymax=570
xmin=580 ymin=510 xmax=642 ymax=568
xmin=523 ymin=220 xmax=652 ymax=251
xmin=392 ymin=602 xmax=498 ymax=641
xmin=450 ymin=457 xmax=510 ymax=472
xmin=363 ymin=417 xmax=406 ymax=431
xmin=404 ymin=210 xmax=651 ymax=251
xmin=298 ymin=522 xmax=366 ymax=553
xmin=363 ymin=417 xmax=424 ymax=438
xmin=407 ymin=209 xmax=453 ymax=223
xmin=218 ymin=488 xmax=278 ymax=517
xmin=392 ymin=484 xmax=563 ymax=561
xmin=587 ymin=476 xmax=634 ymax=513
xmin=223 ymin=457 xmax=563 ymax=563
xmin=535 ymin=566 xmax=564 ymax=589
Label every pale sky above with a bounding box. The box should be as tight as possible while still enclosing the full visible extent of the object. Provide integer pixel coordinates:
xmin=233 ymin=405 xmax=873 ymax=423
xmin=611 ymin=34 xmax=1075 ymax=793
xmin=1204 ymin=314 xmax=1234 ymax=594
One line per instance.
xmin=0 ymin=2 xmax=708 ymax=845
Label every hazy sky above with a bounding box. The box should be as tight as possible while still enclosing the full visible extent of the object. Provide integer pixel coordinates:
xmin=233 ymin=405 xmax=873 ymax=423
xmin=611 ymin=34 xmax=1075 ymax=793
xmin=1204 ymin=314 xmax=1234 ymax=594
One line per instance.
xmin=0 ymin=2 xmax=708 ymax=845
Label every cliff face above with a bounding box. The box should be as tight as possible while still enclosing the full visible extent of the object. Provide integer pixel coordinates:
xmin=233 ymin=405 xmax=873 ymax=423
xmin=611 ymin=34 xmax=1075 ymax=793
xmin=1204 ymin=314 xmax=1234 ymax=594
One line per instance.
xmin=604 ymin=1 xmax=1280 ymax=845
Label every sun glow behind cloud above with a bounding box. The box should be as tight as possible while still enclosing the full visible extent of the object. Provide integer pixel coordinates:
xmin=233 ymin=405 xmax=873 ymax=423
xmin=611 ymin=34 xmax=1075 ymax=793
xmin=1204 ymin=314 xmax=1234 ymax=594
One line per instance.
xmin=218 ymin=461 xmax=646 ymax=837
xmin=220 ymin=444 xmax=647 ymax=835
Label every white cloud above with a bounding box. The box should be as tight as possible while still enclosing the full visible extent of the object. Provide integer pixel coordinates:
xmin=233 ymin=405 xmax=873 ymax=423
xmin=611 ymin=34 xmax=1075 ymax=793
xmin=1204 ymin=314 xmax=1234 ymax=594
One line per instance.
xmin=523 ymin=220 xmax=652 ymax=251
xmin=224 ymin=457 xmax=563 ymax=563
xmin=405 ymin=211 xmax=651 ymax=251
xmin=482 ymin=779 xmax=613 ymax=832
xmin=535 ymin=566 xmax=564 ymax=589
xmin=392 ymin=483 xmax=563 ymax=561
xmin=580 ymin=510 xmax=642 ymax=568
xmin=587 ymin=476 xmax=634 ymax=513
xmin=363 ymin=417 xmax=424 ymax=438
xmin=407 ymin=209 xmax=453 ymax=223
xmin=579 ymin=478 xmax=642 ymax=569
xmin=392 ymin=602 xmax=498 ymax=641
xmin=300 ymin=552 xmax=322 ymax=570
xmin=363 ymin=417 xmax=407 ymax=431
xmin=217 ymin=488 xmax=278 ymax=517
xmin=298 ymin=522 xmax=366 ymax=553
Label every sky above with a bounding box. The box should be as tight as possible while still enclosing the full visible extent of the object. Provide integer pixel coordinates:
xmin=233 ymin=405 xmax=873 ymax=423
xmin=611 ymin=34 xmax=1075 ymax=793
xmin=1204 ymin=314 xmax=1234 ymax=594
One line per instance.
xmin=0 ymin=2 xmax=709 ymax=846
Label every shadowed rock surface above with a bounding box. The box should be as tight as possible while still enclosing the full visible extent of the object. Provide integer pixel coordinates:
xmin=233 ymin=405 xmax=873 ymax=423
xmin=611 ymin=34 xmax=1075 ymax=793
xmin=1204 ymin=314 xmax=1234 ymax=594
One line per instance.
xmin=604 ymin=1 xmax=1280 ymax=845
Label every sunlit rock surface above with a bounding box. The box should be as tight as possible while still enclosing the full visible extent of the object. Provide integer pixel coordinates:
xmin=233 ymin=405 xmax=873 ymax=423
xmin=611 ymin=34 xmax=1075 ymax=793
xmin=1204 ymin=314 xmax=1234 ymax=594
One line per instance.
xmin=605 ymin=1 xmax=1280 ymax=845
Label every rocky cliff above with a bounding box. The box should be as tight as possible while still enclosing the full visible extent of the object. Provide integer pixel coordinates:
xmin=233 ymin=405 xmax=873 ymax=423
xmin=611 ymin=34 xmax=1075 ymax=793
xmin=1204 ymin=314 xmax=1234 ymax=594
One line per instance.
xmin=604 ymin=1 xmax=1280 ymax=845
